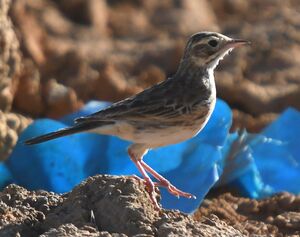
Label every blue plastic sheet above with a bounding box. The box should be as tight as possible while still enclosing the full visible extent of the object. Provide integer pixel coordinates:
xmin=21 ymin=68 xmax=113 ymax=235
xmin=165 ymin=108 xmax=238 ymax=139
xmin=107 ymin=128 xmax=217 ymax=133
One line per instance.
xmin=0 ymin=163 xmax=14 ymax=188
xmin=224 ymin=108 xmax=300 ymax=198
xmin=3 ymin=99 xmax=300 ymax=213
xmin=5 ymin=99 xmax=231 ymax=213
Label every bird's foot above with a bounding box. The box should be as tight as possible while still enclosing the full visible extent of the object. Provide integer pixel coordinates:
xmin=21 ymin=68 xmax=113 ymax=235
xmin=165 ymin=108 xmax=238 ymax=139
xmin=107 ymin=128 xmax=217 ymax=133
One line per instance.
xmin=131 ymin=175 xmax=195 ymax=199
xmin=144 ymin=177 xmax=161 ymax=210
xmin=131 ymin=174 xmax=143 ymax=182
xmin=157 ymin=179 xmax=196 ymax=199
xmin=137 ymin=160 xmax=196 ymax=199
xmin=131 ymin=175 xmax=161 ymax=210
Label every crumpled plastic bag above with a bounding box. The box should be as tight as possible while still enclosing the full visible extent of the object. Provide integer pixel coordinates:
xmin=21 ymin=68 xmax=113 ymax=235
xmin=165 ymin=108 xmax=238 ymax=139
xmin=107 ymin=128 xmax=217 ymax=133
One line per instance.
xmin=3 ymin=99 xmax=300 ymax=213
xmin=0 ymin=163 xmax=13 ymax=188
xmin=5 ymin=99 xmax=231 ymax=213
xmin=220 ymin=108 xmax=300 ymax=198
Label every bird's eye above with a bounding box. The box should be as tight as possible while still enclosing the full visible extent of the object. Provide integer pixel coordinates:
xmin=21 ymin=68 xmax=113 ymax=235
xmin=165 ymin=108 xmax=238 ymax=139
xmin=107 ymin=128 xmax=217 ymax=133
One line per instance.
xmin=208 ymin=39 xmax=218 ymax=47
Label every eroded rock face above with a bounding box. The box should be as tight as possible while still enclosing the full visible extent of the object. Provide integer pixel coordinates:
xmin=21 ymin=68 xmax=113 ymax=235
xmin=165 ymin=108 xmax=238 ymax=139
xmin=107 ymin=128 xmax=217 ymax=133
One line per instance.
xmin=12 ymin=59 xmax=44 ymax=117
xmin=9 ymin=0 xmax=218 ymax=106
xmin=211 ymin=0 xmax=300 ymax=116
xmin=0 ymin=0 xmax=22 ymax=112
xmin=4 ymin=0 xmax=299 ymax=131
xmin=0 ymin=111 xmax=31 ymax=160
xmin=0 ymin=175 xmax=243 ymax=236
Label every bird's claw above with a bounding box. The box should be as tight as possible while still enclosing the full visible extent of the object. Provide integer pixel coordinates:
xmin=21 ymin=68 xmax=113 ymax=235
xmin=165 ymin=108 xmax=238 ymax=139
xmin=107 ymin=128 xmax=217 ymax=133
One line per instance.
xmin=130 ymin=175 xmax=195 ymax=209
xmin=133 ymin=175 xmax=196 ymax=200
xmin=144 ymin=178 xmax=161 ymax=210
xmin=132 ymin=176 xmax=160 ymax=210
xmin=157 ymin=180 xmax=196 ymax=199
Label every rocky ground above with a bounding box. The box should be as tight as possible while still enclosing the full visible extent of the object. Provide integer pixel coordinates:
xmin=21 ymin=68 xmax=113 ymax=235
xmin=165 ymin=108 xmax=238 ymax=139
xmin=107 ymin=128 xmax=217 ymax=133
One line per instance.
xmin=0 ymin=175 xmax=299 ymax=236
xmin=0 ymin=175 xmax=243 ymax=237
xmin=196 ymin=192 xmax=300 ymax=236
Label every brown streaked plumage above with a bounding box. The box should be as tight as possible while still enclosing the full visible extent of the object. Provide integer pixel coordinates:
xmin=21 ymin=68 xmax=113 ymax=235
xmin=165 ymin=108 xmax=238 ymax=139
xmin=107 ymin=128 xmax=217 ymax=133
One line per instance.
xmin=25 ymin=32 xmax=250 ymax=209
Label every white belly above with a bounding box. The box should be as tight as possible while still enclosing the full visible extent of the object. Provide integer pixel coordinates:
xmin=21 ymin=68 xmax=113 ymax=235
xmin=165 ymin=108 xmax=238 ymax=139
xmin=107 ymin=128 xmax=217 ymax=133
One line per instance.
xmin=90 ymin=99 xmax=216 ymax=148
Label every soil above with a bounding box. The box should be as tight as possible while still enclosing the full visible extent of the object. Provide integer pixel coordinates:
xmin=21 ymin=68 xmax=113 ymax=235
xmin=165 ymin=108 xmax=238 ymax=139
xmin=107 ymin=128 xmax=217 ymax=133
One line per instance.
xmin=0 ymin=175 xmax=243 ymax=237
xmin=1 ymin=175 xmax=299 ymax=236
xmin=195 ymin=192 xmax=300 ymax=236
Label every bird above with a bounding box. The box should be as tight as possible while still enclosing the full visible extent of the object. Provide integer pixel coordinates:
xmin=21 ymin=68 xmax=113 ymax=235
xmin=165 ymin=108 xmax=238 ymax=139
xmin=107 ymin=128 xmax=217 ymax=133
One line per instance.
xmin=25 ymin=32 xmax=250 ymax=209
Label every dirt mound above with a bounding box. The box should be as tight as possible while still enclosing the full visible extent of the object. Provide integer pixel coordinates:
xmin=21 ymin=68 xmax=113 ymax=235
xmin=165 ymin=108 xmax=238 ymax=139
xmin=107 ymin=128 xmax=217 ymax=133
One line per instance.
xmin=0 ymin=175 xmax=243 ymax=236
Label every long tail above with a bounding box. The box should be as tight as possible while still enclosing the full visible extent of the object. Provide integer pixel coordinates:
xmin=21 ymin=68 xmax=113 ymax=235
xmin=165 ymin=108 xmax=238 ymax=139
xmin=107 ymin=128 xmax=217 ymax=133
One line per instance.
xmin=25 ymin=121 xmax=114 ymax=145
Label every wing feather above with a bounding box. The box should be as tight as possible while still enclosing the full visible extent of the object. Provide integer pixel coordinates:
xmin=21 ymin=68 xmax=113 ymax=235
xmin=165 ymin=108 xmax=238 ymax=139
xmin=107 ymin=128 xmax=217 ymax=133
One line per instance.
xmin=75 ymin=78 xmax=185 ymax=123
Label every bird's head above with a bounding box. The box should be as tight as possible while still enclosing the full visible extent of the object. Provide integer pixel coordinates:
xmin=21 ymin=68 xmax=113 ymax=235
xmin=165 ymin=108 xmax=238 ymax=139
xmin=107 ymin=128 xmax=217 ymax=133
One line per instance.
xmin=182 ymin=32 xmax=250 ymax=70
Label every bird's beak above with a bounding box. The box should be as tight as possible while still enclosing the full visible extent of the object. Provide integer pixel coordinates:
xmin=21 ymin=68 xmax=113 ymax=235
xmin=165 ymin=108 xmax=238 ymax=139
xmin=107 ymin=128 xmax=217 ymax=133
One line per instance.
xmin=227 ymin=39 xmax=251 ymax=48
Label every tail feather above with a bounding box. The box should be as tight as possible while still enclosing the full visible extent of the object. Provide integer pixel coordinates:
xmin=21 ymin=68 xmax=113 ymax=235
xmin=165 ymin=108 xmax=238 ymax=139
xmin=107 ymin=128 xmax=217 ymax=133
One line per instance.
xmin=25 ymin=121 xmax=114 ymax=145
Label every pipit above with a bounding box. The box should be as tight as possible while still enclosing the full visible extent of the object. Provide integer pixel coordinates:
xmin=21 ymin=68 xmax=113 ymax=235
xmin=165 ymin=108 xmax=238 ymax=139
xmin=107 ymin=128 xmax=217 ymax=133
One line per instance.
xmin=25 ymin=32 xmax=249 ymax=209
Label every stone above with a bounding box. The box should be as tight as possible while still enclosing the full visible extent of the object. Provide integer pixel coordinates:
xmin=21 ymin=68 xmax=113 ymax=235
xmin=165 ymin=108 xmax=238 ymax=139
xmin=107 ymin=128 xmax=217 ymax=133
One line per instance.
xmin=0 ymin=0 xmax=22 ymax=112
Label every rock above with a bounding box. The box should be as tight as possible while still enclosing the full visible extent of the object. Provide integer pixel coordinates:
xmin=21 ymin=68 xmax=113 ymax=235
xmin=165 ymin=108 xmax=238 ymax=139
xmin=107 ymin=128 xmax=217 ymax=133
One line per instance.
xmin=147 ymin=0 xmax=219 ymax=37
xmin=0 ymin=111 xmax=31 ymax=160
xmin=274 ymin=212 xmax=300 ymax=231
xmin=13 ymin=58 xmax=83 ymax=119
xmin=91 ymin=63 xmax=141 ymax=102
xmin=13 ymin=59 xmax=44 ymax=116
xmin=9 ymin=0 xmax=218 ymax=111
xmin=6 ymin=0 xmax=300 ymax=128
xmin=211 ymin=0 xmax=300 ymax=115
xmin=231 ymin=109 xmax=277 ymax=132
xmin=10 ymin=0 xmax=48 ymax=65
xmin=41 ymin=224 xmax=110 ymax=237
xmin=0 ymin=175 xmax=243 ymax=236
xmin=195 ymin=192 xmax=300 ymax=236
xmin=43 ymin=79 xmax=83 ymax=119
xmin=0 ymin=0 xmax=22 ymax=112
xmin=108 ymin=2 xmax=152 ymax=38
xmin=54 ymin=0 xmax=109 ymax=36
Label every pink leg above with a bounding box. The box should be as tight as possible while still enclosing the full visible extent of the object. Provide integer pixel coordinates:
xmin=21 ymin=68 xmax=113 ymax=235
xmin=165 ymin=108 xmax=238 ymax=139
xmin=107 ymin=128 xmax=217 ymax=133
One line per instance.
xmin=131 ymin=175 xmax=160 ymax=186
xmin=140 ymin=160 xmax=196 ymax=199
xmin=128 ymin=149 xmax=160 ymax=209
